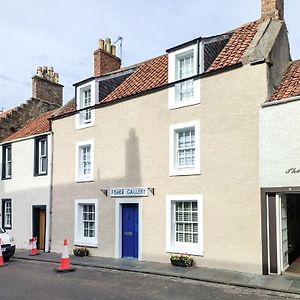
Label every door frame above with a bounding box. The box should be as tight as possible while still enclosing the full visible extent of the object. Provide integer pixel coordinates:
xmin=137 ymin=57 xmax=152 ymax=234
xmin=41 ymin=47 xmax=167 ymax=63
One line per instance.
xmin=115 ymin=199 xmax=142 ymax=260
xmin=261 ymin=187 xmax=300 ymax=275
xmin=32 ymin=205 xmax=47 ymax=251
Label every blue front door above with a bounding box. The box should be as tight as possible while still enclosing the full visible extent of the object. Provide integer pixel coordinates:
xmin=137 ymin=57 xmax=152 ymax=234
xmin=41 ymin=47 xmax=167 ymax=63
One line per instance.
xmin=122 ymin=204 xmax=138 ymax=258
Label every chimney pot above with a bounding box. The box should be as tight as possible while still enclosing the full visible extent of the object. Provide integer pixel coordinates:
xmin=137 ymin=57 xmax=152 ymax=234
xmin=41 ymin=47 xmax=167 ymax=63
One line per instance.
xmin=36 ymin=66 xmax=43 ymax=77
xmin=98 ymin=39 xmax=105 ymax=50
xmin=53 ymin=72 xmax=59 ymax=83
xmin=111 ymin=45 xmax=117 ymax=56
xmin=105 ymin=38 xmax=112 ymax=54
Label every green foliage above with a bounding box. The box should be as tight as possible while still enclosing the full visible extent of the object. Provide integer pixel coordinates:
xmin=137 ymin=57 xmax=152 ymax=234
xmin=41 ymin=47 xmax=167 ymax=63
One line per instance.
xmin=170 ymin=253 xmax=193 ymax=267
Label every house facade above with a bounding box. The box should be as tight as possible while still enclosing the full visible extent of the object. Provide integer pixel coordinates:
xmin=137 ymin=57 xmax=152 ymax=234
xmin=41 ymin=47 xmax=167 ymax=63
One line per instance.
xmin=50 ymin=0 xmax=291 ymax=274
xmin=260 ymin=60 xmax=300 ymax=274
xmin=0 ymin=67 xmax=62 ymax=251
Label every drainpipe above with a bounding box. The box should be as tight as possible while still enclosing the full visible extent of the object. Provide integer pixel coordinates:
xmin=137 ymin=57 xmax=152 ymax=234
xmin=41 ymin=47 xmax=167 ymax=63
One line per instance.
xmin=48 ymin=121 xmax=54 ymax=252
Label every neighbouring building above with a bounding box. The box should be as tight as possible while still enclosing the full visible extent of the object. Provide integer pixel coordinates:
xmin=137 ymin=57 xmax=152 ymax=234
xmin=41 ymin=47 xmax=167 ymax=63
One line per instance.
xmin=49 ymin=0 xmax=292 ymax=274
xmin=0 ymin=67 xmax=63 ymax=251
xmin=260 ymin=60 xmax=300 ymax=274
xmin=0 ymin=66 xmax=63 ymax=142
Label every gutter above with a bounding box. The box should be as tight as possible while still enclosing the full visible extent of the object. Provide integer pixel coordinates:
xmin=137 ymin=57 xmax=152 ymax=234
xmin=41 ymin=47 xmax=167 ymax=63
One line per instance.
xmin=261 ymin=95 xmax=300 ymax=108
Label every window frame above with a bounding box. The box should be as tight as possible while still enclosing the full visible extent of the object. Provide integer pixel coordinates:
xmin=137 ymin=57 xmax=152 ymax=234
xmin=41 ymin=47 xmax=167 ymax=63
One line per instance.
xmin=74 ymin=199 xmax=98 ymax=247
xmin=166 ymin=194 xmax=203 ymax=256
xmin=2 ymin=143 xmax=12 ymax=180
xmin=34 ymin=136 xmax=48 ymax=176
xmin=168 ymin=44 xmax=201 ymax=110
xmin=2 ymin=198 xmax=12 ymax=230
xmin=75 ymin=140 xmax=94 ymax=182
xmin=75 ymin=80 xmax=96 ymax=129
xmin=169 ymin=120 xmax=200 ymax=176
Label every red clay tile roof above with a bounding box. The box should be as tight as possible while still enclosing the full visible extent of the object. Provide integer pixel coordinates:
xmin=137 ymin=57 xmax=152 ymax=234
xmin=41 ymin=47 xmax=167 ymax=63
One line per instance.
xmin=269 ymin=60 xmax=300 ymax=102
xmin=208 ymin=21 xmax=260 ymax=72
xmin=54 ymin=21 xmax=259 ymax=118
xmin=3 ymin=110 xmax=54 ymax=142
xmin=102 ymin=55 xmax=168 ymax=103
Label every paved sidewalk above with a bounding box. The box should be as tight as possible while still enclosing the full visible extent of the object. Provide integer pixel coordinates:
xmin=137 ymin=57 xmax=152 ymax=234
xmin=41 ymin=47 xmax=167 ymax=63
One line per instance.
xmin=14 ymin=250 xmax=300 ymax=296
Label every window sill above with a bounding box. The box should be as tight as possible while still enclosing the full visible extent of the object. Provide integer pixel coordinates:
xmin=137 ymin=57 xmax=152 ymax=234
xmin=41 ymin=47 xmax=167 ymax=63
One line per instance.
xmin=75 ymin=178 xmax=94 ymax=183
xmin=74 ymin=240 xmax=98 ymax=248
xmin=34 ymin=173 xmax=48 ymax=177
xmin=169 ymin=99 xmax=200 ymax=110
xmin=76 ymin=122 xmax=95 ymax=130
xmin=166 ymin=245 xmax=203 ymax=256
xmin=169 ymin=168 xmax=201 ymax=177
xmin=1 ymin=177 xmax=12 ymax=181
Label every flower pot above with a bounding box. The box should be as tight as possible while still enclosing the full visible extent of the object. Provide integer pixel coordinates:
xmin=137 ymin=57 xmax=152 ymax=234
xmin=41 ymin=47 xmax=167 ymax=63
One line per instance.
xmin=170 ymin=259 xmax=193 ymax=267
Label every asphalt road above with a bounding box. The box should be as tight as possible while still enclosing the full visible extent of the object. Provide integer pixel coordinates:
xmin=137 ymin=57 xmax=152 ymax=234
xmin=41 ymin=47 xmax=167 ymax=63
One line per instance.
xmin=0 ymin=260 xmax=299 ymax=300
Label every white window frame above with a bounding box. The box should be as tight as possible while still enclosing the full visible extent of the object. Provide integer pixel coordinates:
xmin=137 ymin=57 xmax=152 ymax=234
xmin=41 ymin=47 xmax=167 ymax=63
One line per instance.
xmin=75 ymin=80 xmax=96 ymax=129
xmin=3 ymin=145 xmax=12 ymax=179
xmin=38 ymin=138 xmax=47 ymax=175
xmin=169 ymin=120 xmax=200 ymax=176
xmin=166 ymin=194 xmax=203 ymax=256
xmin=74 ymin=199 xmax=98 ymax=247
xmin=75 ymin=140 xmax=94 ymax=182
xmin=168 ymin=44 xmax=201 ymax=110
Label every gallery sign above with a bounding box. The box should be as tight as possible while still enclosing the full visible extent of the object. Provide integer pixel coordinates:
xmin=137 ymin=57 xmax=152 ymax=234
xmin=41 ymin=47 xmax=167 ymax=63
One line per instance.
xmin=110 ymin=187 xmax=148 ymax=197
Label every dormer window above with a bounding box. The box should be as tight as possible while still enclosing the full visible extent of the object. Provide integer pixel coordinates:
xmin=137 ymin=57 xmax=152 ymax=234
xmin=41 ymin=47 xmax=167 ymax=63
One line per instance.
xmin=176 ymin=51 xmax=194 ymax=103
xmin=168 ymin=43 xmax=201 ymax=110
xmin=76 ymin=80 xmax=96 ymax=129
xmin=80 ymin=88 xmax=92 ymax=124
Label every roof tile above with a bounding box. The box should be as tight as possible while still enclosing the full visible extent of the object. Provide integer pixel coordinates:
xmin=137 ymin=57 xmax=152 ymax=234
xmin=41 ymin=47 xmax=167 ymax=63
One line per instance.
xmin=269 ymin=60 xmax=300 ymax=101
xmin=208 ymin=21 xmax=259 ymax=72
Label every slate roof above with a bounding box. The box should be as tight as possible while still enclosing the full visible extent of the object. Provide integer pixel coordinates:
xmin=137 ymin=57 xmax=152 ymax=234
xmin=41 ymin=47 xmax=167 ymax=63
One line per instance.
xmin=3 ymin=110 xmax=54 ymax=142
xmin=54 ymin=20 xmax=259 ymax=118
xmin=269 ymin=60 xmax=300 ymax=102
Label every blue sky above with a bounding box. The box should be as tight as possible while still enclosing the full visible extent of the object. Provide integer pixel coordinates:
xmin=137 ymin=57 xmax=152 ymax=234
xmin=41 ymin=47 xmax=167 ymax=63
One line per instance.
xmin=0 ymin=0 xmax=299 ymax=109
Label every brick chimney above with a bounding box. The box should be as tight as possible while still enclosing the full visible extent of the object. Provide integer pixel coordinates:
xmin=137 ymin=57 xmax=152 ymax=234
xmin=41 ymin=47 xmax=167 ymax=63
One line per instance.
xmin=32 ymin=66 xmax=63 ymax=106
xmin=261 ymin=0 xmax=284 ymax=20
xmin=94 ymin=38 xmax=121 ymax=77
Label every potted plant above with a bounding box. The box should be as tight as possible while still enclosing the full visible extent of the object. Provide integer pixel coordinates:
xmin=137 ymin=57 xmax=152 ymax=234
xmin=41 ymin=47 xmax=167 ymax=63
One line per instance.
xmin=170 ymin=253 xmax=193 ymax=267
xmin=73 ymin=247 xmax=89 ymax=257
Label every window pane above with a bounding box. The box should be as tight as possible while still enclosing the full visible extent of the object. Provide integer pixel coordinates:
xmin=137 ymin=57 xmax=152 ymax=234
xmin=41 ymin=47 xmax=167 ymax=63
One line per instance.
xmin=176 ymin=128 xmax=195 ymax=168
xmin=81 ymin=204 xmax=95 ymax=238
xmin=175 ymin=201 xmax=198 ymax=244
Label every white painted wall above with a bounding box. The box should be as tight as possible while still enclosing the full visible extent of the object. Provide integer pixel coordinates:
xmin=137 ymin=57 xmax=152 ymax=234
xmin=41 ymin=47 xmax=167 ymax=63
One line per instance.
xmin=0 ymin=134 xmax=52 ymax=250
xmin=260 ymin=99 xmax=300 ymax=188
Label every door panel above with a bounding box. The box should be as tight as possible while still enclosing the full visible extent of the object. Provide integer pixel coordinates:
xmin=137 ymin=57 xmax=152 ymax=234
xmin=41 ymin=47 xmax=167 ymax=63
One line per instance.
xmin=122 ymin=204 xmax=138 ymax=258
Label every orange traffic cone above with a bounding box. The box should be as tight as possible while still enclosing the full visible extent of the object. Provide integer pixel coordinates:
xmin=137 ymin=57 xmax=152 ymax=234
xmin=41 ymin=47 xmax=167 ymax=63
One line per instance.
xmin=29 ymin=237 xmax=40 ymax=256
xmin=0 ymin=238 xmax=8 ymax=267
xmin=55 ymin=238 xmax=75 ymax=272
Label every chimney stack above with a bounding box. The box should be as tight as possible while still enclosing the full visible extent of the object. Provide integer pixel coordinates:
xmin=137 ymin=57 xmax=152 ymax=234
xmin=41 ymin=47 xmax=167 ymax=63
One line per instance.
xmin=94 ymin=37 xmax=121 ymax=77
xmin=261 ymin=0 xmax=284 ymax=20
xmin=32 ymin=66 xmax=63 ymax=106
